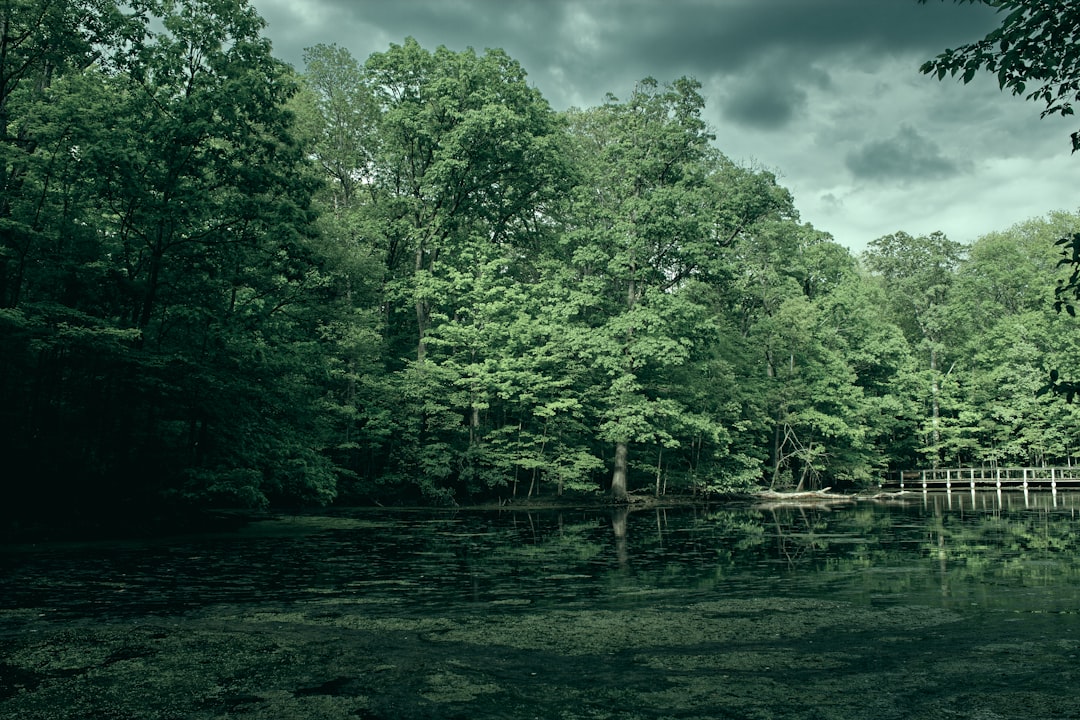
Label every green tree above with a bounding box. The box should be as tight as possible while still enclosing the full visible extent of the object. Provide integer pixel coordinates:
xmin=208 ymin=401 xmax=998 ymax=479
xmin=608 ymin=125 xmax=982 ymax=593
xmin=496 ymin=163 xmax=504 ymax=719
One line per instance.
xmin=0 ymin=0 xmax=143 ymax=138
xmin=0 ymin=0 xmax=145 ymax=307
xmin=362 ymin=37 xmax=566 ymax=364
xmin=0 ymin=0 xmax=336 ymax=523
xmin=323 ymin=38 xmax=573 ymax=502
xmin=822 ymin=270 xmax=921 ymax=476
xmin=564 ymin=79 xmax=714 ymax=500
xmin=966 ymin=312 xmax=1080 ymax=465
xmin=862 ymin=231 xmax=968 ymax=468
xmin=920 ymin=2 xmax=1080 ymax=400
xmin=562 ymin=79 xmax=794 ymax=499
xmin=291 ymin=43 xmax=390 ymax=494
xmin=296 ymin=43 xmax=377 ymax=211
xmin=952 ymin=213 xmax=1080 ymax=465
xmin=734 ymin=220 xmax=909 ymax=488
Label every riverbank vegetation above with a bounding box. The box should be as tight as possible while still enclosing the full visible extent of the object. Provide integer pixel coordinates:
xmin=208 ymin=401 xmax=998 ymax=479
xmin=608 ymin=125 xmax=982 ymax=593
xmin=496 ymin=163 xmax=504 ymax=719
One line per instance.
xmin=3 ymin=0 xmax=1080 ymax=528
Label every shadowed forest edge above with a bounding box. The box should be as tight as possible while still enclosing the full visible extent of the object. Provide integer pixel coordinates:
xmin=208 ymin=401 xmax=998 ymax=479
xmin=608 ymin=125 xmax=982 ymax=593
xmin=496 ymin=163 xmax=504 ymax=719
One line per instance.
xmin=4 ymin=0 xmax=1080 ymax=536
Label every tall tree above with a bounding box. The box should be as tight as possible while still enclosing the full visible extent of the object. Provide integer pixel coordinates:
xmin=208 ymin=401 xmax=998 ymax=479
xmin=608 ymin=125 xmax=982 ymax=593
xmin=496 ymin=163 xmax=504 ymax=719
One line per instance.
xmin=361 ymin=37 xmax=565 ymax=364
xmin=862 ymin=231 xmax=967 ymax=468
xmin=297 ymin=43 xmax=377 ymax=211
xmin=327 ymin=38 xmax=572 ymax=501
xmin=0 ymin=0 xmax=335 ymax=522
xmin=0 ymin=0 xmax=145 ymax=306
xmin=292 ymin=43 xmax=389 ymax=491
xmin=920 ymin=2 xmax=1080 ymax=400
xmin=823 ymin=270 xmax=921 ymax=476
xmin=733 ymin=219 xmax=907 ymax=488
xmin=952 ymin=213 xmax=1080 ymax=465
xmin=563 ymin=78 xmax=792 ymax=499
xmin=0 ymin=0 xmax=143 ymax=138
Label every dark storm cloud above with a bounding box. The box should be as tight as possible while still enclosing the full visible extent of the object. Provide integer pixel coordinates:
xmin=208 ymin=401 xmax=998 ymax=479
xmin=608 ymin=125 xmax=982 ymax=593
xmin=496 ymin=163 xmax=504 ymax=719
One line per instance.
xmin=546 ymin=0 xmax=1001 ymax=75
xmin=260 ymin=0 xmax=1002 ymax=103
xmin=721 ymin=77 xmax=806 ymax=130
xmin=341 ymin=0 xmax=999 ymax=62
xmin=845 ymin=125 xmax=967 ymax=182
xmin=252 ymin=0 xmax=1074 ymax=252
xmin=717 ymin=58 xmax=831 ymax=131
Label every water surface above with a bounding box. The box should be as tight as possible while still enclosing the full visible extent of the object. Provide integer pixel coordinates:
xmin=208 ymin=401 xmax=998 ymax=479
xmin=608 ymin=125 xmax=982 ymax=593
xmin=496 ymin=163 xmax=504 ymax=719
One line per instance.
xmin=2 ymin=492 xmax=1079 ymax=719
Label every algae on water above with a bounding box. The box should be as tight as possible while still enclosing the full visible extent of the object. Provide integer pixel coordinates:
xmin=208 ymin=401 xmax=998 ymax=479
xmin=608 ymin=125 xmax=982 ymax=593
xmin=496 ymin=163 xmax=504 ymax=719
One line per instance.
xmin=3 ymin=502 xmax=1080 ymax=719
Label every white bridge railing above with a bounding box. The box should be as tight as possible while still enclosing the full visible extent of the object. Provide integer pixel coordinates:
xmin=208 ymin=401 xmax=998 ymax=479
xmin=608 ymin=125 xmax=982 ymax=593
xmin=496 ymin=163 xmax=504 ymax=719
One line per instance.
xmin=890 ymin=467 xmax=1080 ymax=492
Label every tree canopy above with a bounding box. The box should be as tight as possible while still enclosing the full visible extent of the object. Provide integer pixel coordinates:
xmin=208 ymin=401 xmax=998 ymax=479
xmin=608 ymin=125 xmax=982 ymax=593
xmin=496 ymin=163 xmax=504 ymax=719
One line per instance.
xmin=3 ymin=0 xmax=1080 ymax=532
xmin=920 ymin=1 xmax=1080 ymax=399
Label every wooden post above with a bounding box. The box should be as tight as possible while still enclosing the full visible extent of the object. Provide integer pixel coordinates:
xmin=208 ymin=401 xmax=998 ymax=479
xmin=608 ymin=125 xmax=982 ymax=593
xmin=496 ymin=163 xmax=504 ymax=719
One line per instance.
xmin=921 ymin=470 xmax=927 ymax=491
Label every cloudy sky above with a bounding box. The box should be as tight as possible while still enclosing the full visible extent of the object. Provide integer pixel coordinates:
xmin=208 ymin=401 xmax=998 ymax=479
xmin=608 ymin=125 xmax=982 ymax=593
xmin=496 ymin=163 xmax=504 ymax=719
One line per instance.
xmin=251 ymin=0 xmax=1079 ymax=254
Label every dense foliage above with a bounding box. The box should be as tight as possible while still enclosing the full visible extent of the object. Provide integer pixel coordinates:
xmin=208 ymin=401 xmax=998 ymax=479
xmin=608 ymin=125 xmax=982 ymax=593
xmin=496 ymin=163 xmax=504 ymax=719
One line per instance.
xmin=920 ymin=0 xmax=1080 ymax=406
xmin=2 ymin=0 xmax=1079 ymax=526
xmin=919 ymin=0 xmax=1080 ymax=151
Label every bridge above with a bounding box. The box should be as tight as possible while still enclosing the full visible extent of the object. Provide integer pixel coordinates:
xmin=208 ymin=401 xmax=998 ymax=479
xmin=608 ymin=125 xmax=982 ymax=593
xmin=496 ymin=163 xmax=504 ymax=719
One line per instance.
xmin=885 ymin=467 xmax=1080 ymax=492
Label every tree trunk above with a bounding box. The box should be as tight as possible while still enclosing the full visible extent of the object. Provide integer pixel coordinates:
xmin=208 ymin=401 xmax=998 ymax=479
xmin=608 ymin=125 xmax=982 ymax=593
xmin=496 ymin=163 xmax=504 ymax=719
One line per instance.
xmin=765 ymin=349 xmax=784 ymax=489
xmin=610 ymin=262 xmax=638 ymax=500
xmin=930 ymin=345 xmax=940 ymax=470
xmin=345 ymin=275 xmax=356 ymax=447
xmin=414 ymin=243 xmax=428 ymax=363
xmin=654 ymin=447 xmax=663 ymax=497
xmin=138 ymin=243 xmax=165 ymax=339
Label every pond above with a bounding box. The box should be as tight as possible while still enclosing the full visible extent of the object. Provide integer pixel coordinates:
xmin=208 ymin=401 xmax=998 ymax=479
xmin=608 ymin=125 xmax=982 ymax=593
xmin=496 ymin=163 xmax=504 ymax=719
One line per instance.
xmin=2 ymin=491 xmax=1080 ymax=719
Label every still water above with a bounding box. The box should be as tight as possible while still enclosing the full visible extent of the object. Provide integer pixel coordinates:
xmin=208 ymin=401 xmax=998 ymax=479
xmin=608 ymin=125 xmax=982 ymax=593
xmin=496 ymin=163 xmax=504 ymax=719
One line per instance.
xmin=2 ymin=492 xmax=1080 ymax=719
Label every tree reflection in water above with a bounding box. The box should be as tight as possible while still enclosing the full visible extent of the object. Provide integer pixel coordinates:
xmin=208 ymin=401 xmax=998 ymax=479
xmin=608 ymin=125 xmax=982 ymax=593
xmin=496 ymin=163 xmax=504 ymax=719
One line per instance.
xmin=2 ymin=493 xmax=1079 ymax=719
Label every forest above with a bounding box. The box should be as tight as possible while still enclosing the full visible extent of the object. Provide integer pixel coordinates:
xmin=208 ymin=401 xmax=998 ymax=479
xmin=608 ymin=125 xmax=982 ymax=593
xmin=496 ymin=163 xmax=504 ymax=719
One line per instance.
xmin=4 ymin=0 xmax=1080 ymax=527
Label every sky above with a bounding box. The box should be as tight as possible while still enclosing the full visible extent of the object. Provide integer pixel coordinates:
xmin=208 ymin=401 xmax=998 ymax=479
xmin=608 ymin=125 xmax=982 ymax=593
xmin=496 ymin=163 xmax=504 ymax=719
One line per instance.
xmin=250 ymin=0 xmax=1079 ymax=254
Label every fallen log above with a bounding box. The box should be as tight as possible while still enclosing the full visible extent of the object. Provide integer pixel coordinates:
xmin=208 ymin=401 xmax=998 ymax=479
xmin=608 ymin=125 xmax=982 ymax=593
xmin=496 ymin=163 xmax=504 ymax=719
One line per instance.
xmin=754 ymin=488 xmax=849 ymax=500
xmin=751 ymin=488 xmax=857 ymax=508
